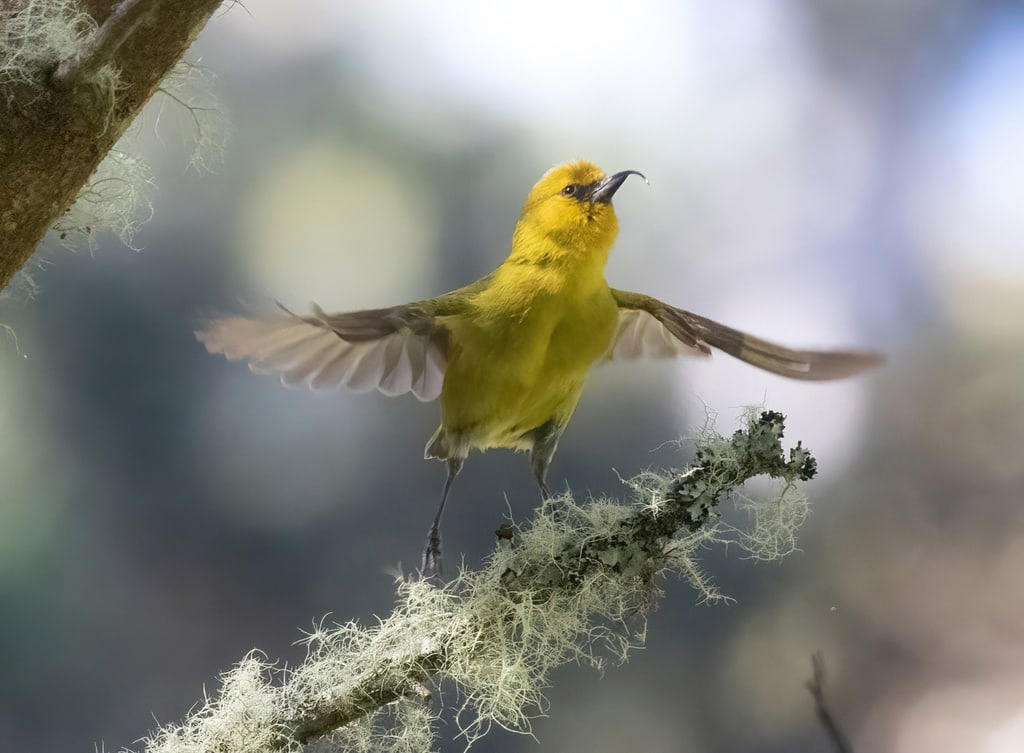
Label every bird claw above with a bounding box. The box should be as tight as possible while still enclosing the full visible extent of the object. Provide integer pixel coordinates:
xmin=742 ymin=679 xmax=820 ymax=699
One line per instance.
xmin=421 ymin=525 xmax=443 ymax=581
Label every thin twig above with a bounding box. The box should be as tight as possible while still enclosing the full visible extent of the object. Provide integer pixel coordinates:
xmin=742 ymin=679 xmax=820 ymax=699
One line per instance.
xmin=51 ymin=0 xmax=154 ymax=90
xmin=806 ymin=652 xmax=854 ymax=753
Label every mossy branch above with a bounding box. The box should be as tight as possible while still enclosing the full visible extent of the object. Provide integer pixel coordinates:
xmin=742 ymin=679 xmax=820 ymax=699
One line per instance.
xmin=140 ymin=410 xmax=817 ymax=753
xmin=0 ymin=0 xmax=224 ymax=291
xmin=50 ymin=0 xmax=152 ymax=90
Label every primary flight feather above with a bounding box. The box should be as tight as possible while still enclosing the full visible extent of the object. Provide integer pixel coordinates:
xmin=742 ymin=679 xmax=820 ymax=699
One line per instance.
xmin=197 ymin=160 xmax=882 ymax=575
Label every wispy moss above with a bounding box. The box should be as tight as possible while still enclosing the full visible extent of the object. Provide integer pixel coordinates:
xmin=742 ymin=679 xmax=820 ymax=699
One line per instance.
xmin=54 ymin=148 xmax=155 ymax=251
xmin=155 ymin=59 xmax=230 ymax=172
xmin=1 ymin=2 xmax=225 ymax=277
xmin=137 ymin=410 xmax=815 ymax=753
xmin=0 ymin=0 xmax=117 ymax=93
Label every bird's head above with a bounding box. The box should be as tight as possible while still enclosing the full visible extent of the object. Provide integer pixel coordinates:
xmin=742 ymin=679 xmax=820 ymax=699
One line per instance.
xmin=515 ymin=160 xmax=646 ymax=262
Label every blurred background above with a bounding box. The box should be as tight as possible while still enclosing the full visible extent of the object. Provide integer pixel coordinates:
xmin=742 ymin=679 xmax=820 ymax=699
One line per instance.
xmin=2 ymin=0 xmax=1023 ymax=751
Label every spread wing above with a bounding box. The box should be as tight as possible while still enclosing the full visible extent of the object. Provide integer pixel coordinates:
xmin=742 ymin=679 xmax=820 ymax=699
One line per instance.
xmin=610 ymin=289 xmax=883 ymax=380
xmin=196 ymin=301 xmax=450 ymax=401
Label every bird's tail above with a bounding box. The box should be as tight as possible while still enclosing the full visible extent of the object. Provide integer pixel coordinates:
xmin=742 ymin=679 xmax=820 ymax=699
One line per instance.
xmin=424 ymin=427 xmax=448 ymax=460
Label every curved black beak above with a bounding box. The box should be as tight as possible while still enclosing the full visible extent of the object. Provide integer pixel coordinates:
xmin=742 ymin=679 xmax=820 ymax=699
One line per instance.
xmin=592 ymin=169 xmax=647 ymax=204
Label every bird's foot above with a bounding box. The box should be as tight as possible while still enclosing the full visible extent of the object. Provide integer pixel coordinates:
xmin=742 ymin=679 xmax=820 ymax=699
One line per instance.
xmin=421 ymin=524 xmax=443 ymax=582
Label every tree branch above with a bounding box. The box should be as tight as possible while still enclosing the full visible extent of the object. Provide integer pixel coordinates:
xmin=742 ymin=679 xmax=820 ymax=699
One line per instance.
xmin=0 ymin=0 xmax=224 ymax=291
xmin=50 ymin=0 xmax=152 ymax=90
xmin=140 ymin=410 xmax=818 ymax=753
xmin=806 ymin=652 xmax=854 ymax=753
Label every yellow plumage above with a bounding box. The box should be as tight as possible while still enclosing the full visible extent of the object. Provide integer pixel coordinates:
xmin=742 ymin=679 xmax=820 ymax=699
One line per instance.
xmin=435 ymin=161 xmax=620 ymax=457
xmin=197 ymin=159 xmax=881 ymax=575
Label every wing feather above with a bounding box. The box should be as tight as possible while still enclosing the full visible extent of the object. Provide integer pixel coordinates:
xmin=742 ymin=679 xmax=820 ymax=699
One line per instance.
xmin=378 ymin=335 xmax=413 ymax=396
xmin=201 ymin=316 xmax=318 ymax=361
xmin=609 ymin=289 xmax=883 ymax=380
xmin=343 ymin=341 xmax=388 ymax=392
xmin=308 ymin=341 xmax=362 ymax=392
xmin=418 ymin=340 xmax=446 ymax=401
xmin=196 ymin=301 xmax=450 ymax=400
xmin=278 ymin=340 xmax=347 ymax=387
xmin=609 ymin=307 xmax=709 ymax=360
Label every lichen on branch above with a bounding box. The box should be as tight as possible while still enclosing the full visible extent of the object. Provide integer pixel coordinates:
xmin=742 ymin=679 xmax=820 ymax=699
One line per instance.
xmin=0 ymin=0 xmax=116 ymax=90
xmin=0 ymin=0 xmax=224 ymax=292
xmin=139 ymin=409 xmax=815 ymax=753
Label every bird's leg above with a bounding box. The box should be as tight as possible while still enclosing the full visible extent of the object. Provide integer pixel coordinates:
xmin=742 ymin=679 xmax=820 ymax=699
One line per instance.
xmin=529 ymin=419 xmax=563 ymax=500
xmin=535 ymin=466 xmax=552 ymax=499
xmin=422 ymin=456 xmax=463 ymax=580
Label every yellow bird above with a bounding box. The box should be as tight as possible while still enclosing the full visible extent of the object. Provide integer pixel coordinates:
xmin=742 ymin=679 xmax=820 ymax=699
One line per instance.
xmin=197 ymin=160 xmax=881 ymax=575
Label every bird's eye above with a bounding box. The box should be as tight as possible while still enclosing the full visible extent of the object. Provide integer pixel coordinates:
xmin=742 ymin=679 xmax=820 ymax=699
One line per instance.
xmin=562 ymin=184 xmax=577 ymax=196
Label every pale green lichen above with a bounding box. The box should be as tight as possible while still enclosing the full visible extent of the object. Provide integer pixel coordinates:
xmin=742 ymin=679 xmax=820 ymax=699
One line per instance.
xmin=1 ymin=2 xmax=226 ymax=275
xmin=1 ymin=256 xmax=44 ymax=303
xmin=48 ymin=58 xmax=226 ymax=254
xmin=144 ymin=654 xmax=282 ymax=753
xmin=154 ymin=59 xmax=230 ymax=172
xmin=135 ymin=410 xmax=813 ymax=753
xmin=0 ymin=322 xmax=21 ymax=353
xmin=0 ymin=0 xmax=117 ymax=92
xmin=727 ymin=481 xmax=809 ymax=562
xmin=54 ymin=148 xmax=155 ymax=251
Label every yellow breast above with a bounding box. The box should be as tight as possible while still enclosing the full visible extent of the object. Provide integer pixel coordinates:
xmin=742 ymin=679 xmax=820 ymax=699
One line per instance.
xmin=439 ymin=262 xmax=617 ymax=450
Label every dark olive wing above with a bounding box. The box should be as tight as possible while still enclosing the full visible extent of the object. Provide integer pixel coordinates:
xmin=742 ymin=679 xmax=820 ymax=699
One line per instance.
xmin=196 ymin=301 xmax=449 ymax=401
xmin=609 ymin=289 xmax=883 ymax=380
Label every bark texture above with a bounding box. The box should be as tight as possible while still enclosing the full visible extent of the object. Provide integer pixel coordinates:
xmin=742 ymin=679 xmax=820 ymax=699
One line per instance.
xmin=0 ymin=0 xmax=224 ymax=291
